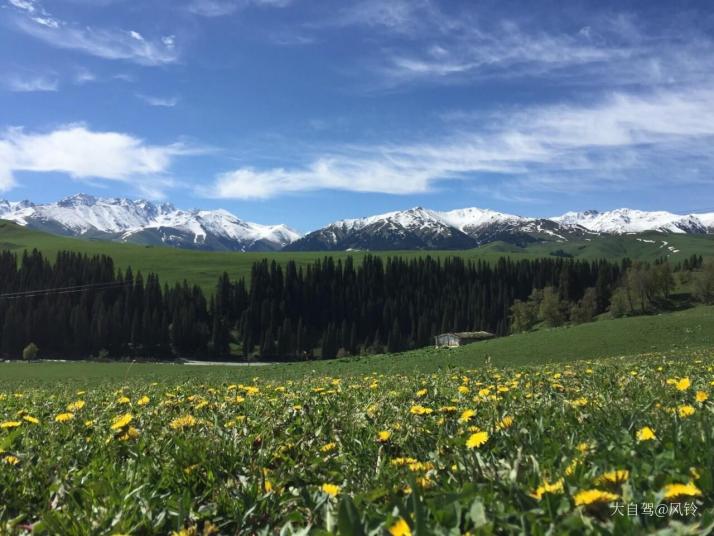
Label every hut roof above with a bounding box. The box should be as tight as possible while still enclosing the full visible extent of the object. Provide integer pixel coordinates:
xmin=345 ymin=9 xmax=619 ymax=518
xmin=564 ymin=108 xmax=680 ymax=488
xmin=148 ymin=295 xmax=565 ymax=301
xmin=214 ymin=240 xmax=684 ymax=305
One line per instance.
xmin=451 ymin=331 xmax=495 ymax=340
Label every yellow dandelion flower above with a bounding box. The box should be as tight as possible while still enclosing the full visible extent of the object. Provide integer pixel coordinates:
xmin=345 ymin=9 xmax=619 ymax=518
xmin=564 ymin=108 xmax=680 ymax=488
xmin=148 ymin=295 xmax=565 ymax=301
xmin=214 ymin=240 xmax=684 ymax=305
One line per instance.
xmin=595 ymin=470 xmax=629 ymax=486
xmin=458 ymin=385 xmax=470 ymax=395
xmin=574 ymin=489 xmax=620 ymax=506
xmin=391 ymin=457 xmax=417 ymax=467
xmin=321 ymin=483 xmax=340 ymax=496
xmin=67 ymin=400 xmax=85 ymax=411
xmin=416 ymin=476 xmax=434 ymax=488
xmin=466 ymin=431 xmax=489 ymax=449
xmin=576 ymin=442 xmax=593 ymax=454
xmin=0 ymin=421 xmax=21 ymax=429
xmin=675 ymin=377 xmax=691 ymax=391
xmin=678 ymin=404 xmax=696 ymax=418
xmin=388 ymin=517 xmax=412 ymax=536
xmin=416 ymin=388 xmax=428 ymax=397
xmin=409 ymin=405 xmax=433 ymax=416
xmin=320 ymin=442 xmax=337 ymax=453
xmin=117 ymin=396 xmax=131 ymax=404
xmin=458 ymin=409 xmax=475 ymax=423
xmin=377 ymin=430 xmax=392 ymax=442
xmin=22 ymin=415 xmax=39 ymax=424
xmin=407 ymin=461 xmax=434 ymax=472
xmin=662 ymin=482 xmax=702 ymax=500
xmin=695 ymin=391 xmax=708 ymax=403
xmin=565 ymin=459 xmax=580 ymax=476
xmin=497 ymin=416 xmax=514 ymax=430
xmin=55 ymin=412 xmax=74 ymax=423
xmin=636 ymin=426 xmax=656 ymax=441
xmin=110 ymin=413 xmax=133 ymax=430
xmin=571 ymin=397 xmax=589 ymax=407
xmin=530 ymin=478 xmax=565 ymax=500
xmin=137 ymin=396 xmax=150 ymax=406
xmin=169 ymin=415 xmax=198 ymax=430
xmin=2 ymin=454 xmax=20 ymax=465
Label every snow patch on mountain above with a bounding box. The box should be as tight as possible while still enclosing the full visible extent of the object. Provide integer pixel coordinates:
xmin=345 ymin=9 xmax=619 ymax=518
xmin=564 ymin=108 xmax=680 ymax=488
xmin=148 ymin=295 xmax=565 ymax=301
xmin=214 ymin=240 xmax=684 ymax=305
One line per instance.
xmin=0 ymin=194 xmax=300 ymax=251
xmin=554 ymin=208 xmax=709 ymax=234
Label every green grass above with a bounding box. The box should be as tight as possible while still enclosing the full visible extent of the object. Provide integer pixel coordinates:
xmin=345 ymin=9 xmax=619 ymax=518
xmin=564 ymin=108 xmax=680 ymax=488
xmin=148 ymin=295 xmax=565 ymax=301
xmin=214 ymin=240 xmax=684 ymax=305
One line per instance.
xmin=2 ymin=347 xmax=714 ymax=533
xmin=3 ymin=305 xmax=713 ymax=386
xmin=2 ymin=220 xmax=713 ymax=293
xmin=3 ymin=306 xmax=714 ymax=533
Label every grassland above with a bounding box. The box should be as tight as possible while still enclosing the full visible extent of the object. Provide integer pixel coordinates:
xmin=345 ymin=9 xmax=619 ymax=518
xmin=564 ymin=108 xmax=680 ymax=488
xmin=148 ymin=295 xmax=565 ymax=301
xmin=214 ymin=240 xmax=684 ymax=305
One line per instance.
xmin=3 ymin=308 xmax=714 ymax=533
xmin=2 ymin=350 xmax=714 ymax=533
xmin=1 ymin=220 xmax=713 ymax=293
xmin=2 ymin=305 xmax=713 ymax=386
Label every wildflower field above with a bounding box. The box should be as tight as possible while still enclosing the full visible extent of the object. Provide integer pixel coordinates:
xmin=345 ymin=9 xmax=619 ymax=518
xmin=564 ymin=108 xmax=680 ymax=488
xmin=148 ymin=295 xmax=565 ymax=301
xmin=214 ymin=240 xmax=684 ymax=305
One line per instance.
xmin=2 ymin=351 xmax=714 ymax=535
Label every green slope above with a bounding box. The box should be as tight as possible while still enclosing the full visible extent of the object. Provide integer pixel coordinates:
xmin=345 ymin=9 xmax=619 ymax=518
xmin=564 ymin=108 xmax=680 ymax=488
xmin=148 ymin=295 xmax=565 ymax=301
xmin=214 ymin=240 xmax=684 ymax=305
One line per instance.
xmin=1 ymin=220 xmax=713 ymax=293
xmin=480 ymin=231 xmax=714 ymax=261
xmin=3 ymin=305 xmax=713 ymax=385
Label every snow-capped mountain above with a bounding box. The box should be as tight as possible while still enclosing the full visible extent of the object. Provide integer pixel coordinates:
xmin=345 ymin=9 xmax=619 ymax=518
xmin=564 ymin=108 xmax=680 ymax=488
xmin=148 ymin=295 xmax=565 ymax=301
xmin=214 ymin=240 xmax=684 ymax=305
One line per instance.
xmin=0 ymin=196 xmax=712 ymax=252
xmin=0 ymin=194 xmax=301 ymax=252
xmin=283 ymin=207 xmax=475 ymax=251
xmin=285 ymin=206 xmax=589 ymax=251
xmin=286 ymin=206 xmax=714 ymax=251
xmin=553 ymin=209 xmax=708 ymax=234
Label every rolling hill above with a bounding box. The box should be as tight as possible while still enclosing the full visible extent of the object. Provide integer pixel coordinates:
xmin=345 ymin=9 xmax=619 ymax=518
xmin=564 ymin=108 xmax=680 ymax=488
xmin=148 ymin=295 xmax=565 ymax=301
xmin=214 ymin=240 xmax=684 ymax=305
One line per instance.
xmin=0 ymin=220 xmax=712 ymax=294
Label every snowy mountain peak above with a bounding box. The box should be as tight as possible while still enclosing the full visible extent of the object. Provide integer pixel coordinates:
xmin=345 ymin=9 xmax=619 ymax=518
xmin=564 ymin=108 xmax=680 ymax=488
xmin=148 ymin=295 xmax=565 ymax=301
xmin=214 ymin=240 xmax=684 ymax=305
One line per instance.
xmin=553 ymin=208 xmax=708 ymax=234
xmin=57 ymin=193 xmax=99 ymax=207
xmin=0 ymin=195 xmax=713 ymax=252
xmin=0 ymin=194 xmax=301 ymax=252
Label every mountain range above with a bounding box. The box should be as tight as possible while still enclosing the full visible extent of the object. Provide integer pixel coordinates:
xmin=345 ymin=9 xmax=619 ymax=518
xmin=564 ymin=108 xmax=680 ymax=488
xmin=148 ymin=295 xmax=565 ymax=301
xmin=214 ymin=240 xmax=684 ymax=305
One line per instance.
xmin=0 ymin=194 xmax=712 ymax=252
xmin=0 ymin=194 xmax=300 ymax=252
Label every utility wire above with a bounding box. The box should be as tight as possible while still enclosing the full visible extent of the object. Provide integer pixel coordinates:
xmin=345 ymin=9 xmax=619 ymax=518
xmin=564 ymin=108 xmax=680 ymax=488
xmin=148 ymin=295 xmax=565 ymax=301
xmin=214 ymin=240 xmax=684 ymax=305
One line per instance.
xmin=0 ymin=280 xmax=132 ymax=300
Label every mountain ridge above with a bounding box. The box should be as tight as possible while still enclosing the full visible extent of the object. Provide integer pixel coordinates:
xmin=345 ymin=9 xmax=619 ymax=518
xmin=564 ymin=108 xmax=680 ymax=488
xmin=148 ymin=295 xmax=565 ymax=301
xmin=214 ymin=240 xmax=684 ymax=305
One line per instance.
xmin=0 ymin=194 xmax=301 ymax=252
xmin=0 ymin=194 xmax=712 ymax=252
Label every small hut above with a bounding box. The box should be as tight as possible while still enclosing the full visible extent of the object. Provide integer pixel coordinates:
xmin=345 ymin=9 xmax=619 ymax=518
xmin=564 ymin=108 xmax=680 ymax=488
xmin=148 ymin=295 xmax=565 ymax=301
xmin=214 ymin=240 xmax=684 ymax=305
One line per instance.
xmin=434 ymin=331 xmax=495 ymax=348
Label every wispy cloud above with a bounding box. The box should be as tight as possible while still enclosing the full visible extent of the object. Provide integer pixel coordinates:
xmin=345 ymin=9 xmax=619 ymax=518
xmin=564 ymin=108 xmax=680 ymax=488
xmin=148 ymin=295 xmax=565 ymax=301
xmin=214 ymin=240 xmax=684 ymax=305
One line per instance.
xmin=186 ymin=0 xmax=293 ymax=17
xmin=5 ymin=74 xmax=58 ymax=92
xmin=204 ymin=87 xmax=714 ymax=199
xmin=0 ymin=124 xmax=191 ymax=195
xmin=8 ymin=0 xmax=179 ymax=66
xmin=327 ymin=1 xmax=714 ymax=92
xmin=136 ymin=94 xmax=180 ymax=107
xmin=73 ymin=67 xmax=96 ymax=85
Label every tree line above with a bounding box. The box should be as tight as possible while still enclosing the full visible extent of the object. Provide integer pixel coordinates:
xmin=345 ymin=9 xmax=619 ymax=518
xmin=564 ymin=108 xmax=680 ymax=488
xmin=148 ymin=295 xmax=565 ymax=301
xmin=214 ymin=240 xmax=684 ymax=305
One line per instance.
xmin=223 ymin=255 xmax=623 ymax=359
xmin=0 ymin=249 xmax=213 ymax=360
xmin=2 ymin=249 xmax=712 ymax=361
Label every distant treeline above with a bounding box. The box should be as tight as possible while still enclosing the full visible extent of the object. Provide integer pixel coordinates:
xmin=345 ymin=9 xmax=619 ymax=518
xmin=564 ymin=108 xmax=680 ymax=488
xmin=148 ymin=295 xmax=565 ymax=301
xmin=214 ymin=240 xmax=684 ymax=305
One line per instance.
xmin=224 ymin=255 xmax=623 ymax=359
xmin=0 ymin=250 xmax=211 ymax=360
xmin=2 ymin=249 xmax=711 ymax=361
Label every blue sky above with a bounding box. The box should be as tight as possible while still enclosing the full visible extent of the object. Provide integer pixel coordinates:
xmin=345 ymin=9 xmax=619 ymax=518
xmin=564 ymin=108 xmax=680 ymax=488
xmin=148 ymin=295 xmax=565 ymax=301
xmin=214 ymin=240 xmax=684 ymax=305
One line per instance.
xmin=1 ymin=0 xmax=714 ymax=231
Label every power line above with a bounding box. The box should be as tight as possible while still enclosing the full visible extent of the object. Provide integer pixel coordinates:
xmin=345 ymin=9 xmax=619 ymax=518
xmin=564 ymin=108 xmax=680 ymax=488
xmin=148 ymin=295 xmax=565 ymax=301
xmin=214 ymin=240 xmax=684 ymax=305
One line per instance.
xmin=0 ymin=280 xmax=132 ymax=300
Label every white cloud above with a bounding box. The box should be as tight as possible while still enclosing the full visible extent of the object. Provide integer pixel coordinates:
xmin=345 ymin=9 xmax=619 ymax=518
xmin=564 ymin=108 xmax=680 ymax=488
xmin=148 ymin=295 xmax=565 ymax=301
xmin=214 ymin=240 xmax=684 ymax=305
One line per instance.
xmin=329 ymin=2 xmax=714 ymax=92
xmin=74 ymin=68 xmax=96 ymax=85
xmin=0 ymin=125 xmax=188 ymax=192
xmin=205 ymin=87 xmax=714 ymax=199
xmin=6 ymin=74 xmax=58 ymax=92
xmin=9 ymin=1 xmax=179 ymax=65
xmin=8 ymin=0 xmax=36 ymax=12
xmin=186 ymin=0 xmax=292 ymax=17
xmin=136 ymin=94 xmax=180 ymax=107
